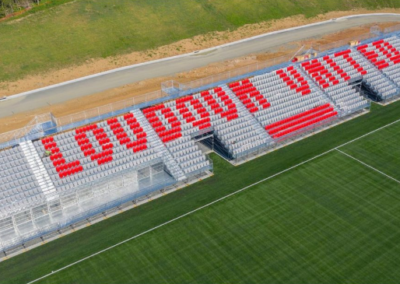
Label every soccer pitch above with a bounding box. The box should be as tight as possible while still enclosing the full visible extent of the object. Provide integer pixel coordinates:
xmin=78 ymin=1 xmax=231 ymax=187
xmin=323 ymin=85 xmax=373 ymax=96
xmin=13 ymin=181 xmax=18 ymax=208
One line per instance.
xmin=2 ymin=102 xmax=400 ymax=283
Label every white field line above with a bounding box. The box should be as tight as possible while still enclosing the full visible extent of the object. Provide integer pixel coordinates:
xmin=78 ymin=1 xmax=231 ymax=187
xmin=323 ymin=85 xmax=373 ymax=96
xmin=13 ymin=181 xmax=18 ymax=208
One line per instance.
xmin=336 ymin=149 xmax=400 ymax=185
xmin=27 ymin=117 xmax=400 ymax=284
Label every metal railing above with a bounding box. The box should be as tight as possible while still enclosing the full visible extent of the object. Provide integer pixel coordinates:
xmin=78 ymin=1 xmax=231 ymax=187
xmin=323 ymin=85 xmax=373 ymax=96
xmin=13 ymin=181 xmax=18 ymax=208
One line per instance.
xmin=55 ymin=56 xmax=290 ymax=130
xmin=179 ymin=56 xmax=289 ymax=91
xmin=55 ymin=90 xmax=165 ymax=127
xmin=316 ymin=32 xmax=374 ymax=53
xmin=2 ymin=25 xmax=400 ymax=150
xmin=384 ymin=24 xmax=400 ymax=34
xmin=0 ymin=113 xmax=56 ymax=147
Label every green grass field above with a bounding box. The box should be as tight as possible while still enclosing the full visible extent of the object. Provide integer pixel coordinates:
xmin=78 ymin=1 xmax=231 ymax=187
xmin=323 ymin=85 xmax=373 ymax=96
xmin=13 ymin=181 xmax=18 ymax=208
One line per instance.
xmin=0 ymin=101 xmax=399 ymax=283
xmin=35 ymin=151 xmax=400 ymax=283
xmin=1 ymin=0 xmax=400 ymax=82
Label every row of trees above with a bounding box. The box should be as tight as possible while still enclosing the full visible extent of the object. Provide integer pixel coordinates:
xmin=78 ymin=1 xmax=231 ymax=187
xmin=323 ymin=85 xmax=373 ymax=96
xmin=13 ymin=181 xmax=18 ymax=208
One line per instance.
xmin=0 ymin=0 xmax=40 ymax=18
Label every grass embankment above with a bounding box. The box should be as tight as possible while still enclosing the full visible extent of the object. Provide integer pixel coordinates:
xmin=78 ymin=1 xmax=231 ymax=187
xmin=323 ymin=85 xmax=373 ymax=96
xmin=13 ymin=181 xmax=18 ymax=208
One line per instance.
xmin=1 ymin=0 xmax=400 ymax=82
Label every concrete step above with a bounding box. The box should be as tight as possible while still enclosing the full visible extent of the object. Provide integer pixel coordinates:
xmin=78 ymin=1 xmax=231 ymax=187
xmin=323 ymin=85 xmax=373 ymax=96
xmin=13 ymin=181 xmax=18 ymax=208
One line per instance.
xmin=19 ymin=141 xmax=58 ymax=202
xmin=132 ymin=109 xmax=187 ymax=181
xmin=222 ymin=86 xmax=272 ymax=145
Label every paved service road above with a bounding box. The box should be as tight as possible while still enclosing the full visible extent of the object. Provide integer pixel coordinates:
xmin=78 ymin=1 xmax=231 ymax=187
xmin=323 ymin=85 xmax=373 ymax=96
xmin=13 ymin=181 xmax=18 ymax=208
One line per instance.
xmin=1 ymin=14 xmax=400 ymax=118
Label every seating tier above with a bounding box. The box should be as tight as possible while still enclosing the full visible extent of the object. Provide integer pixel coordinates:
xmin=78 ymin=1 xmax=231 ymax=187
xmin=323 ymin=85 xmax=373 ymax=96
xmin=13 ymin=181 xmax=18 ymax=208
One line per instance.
xmin=265 ymin=103 xmax=337 ymax=139
xmin=229 ymin=65 xmax=335 ymax=140
xmin=0 ymin=147 xmax=45 ymax=217
xmin=357 ymin=37 xmax=400 ymax=90
xmin=344 ymin=47 xmax=398 ymax=99
xmin=143 ymin=87 xmax=265 ymax=159
xmin=164 ymin=136 xmax=209 ymax=175
xmin=357 ymin=37 xmax=400 ymax=70
xmin=34 ymin=112 xmax=160 ymax=193
xmin=301 ymin=52 xmax=368 ymax=113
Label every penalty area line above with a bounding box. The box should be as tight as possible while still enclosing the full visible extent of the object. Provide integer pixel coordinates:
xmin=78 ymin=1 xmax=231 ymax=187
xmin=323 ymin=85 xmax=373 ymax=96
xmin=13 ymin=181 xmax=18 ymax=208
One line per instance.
xmin=336 ymin=149 xmax=400 ymax=185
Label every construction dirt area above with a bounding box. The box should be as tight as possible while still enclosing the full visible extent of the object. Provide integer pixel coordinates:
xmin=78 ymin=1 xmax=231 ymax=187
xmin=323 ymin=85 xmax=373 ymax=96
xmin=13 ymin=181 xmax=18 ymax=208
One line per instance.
xmin=1 ymin=9 xmax=400 ymax=133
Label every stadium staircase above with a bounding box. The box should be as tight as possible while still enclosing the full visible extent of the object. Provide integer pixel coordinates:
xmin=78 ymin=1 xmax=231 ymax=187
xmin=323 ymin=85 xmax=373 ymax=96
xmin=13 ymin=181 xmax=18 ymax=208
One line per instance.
xmin=294 ymin=66 xmax=336 ymax=106
xmin=132 ymin=109 xmax=187 ymax=181
xmin=352 ymin=47 xmax=399 ymax=99
xmin=299 ymin=52 xmax=369 ymax=116
xmin=221 ymin=85 xmax=273 ymax=146
xmin=19 ymin=141 xmax=58 ymax=202
xmin=381 ymin=36 xmax=400 ymax=88
xmin=229 ymin=66 xmax=339 ymax=140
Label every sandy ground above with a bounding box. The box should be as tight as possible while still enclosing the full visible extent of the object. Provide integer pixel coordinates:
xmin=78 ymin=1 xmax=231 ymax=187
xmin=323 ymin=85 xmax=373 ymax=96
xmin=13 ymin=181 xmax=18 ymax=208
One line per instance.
xmin=1 ymin=9 xmax=400 ymax=133
xmin=2 ymin=8 xmax=400 ymax=97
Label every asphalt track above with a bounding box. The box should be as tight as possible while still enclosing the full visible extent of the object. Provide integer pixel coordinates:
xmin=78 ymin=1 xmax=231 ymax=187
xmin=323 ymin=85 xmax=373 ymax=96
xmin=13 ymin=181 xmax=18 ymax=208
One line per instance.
xmin=1 ymin=13 xmax=400 ymax=119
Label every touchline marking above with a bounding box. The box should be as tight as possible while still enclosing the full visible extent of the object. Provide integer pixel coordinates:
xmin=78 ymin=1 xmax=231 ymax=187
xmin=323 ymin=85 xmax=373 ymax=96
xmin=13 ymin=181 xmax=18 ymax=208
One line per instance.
xmin=27 ymin=117 xmax=400 ymax=284
xmin=336 ymin=149 xmax=400 ymax=185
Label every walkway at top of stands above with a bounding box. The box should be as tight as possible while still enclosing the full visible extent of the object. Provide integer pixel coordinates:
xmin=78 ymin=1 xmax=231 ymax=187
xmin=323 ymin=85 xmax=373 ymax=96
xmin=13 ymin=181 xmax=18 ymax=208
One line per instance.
xmin=1 ymin=29 xmax=399 ymax=151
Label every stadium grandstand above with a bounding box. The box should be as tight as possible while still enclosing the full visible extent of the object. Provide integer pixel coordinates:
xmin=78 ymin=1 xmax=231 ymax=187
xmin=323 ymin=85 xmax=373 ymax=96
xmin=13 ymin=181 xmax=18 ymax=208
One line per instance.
xmin=1 ymin=28 xmax=400 ymax=257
